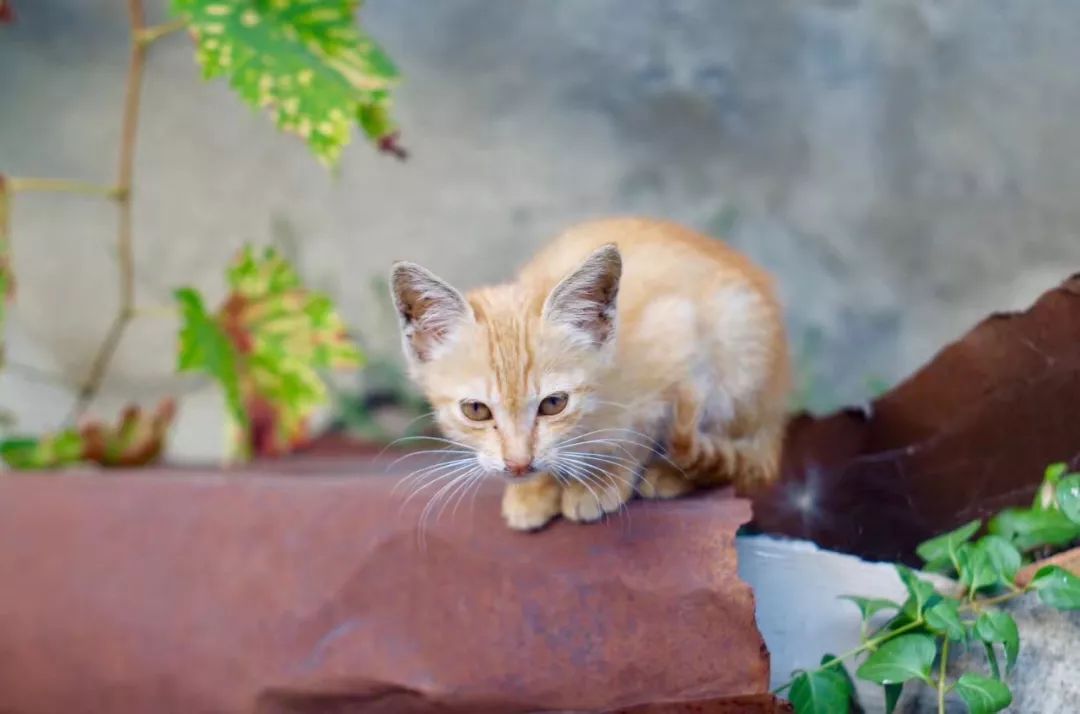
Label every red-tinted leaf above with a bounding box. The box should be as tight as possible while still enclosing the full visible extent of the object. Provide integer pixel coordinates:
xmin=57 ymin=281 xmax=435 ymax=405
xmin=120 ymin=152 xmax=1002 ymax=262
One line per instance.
xmin=80 ymin=398 xmax=177 ymax=467
xmin=0 ymin=1 xmax=14 ymax=25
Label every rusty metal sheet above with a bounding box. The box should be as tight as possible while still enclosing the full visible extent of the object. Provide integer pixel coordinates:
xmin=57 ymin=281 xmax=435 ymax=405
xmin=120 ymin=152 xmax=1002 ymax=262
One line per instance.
xmin=755 ymin=274 xmax=1080 ymax=565
xmin=0 ymin=469 xmax=770 ymax=713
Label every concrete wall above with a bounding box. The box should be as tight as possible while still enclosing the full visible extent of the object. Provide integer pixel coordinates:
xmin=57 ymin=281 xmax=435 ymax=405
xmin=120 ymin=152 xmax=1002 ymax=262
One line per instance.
xmin=2 ymin=0 xmax=1079 ymax=459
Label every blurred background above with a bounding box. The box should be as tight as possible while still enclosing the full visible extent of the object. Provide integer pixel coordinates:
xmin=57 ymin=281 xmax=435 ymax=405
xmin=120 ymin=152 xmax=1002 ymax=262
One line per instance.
xmin=3 ymin=0 xmax=1080 ymax=461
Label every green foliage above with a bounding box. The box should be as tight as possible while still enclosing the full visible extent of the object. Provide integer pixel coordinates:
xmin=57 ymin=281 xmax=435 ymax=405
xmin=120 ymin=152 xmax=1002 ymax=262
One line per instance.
xmin=176 ymin=288 xmax=246 ymax=427
xmin=954 ymin=674 xmax=1012 ymax=714
xmin=988 ymin=461 xmax=1080 ymax=551
xmin=975 ymin=611 xmax=1019 ymax=674
xmin=855 ymin=634 xmax=935 ymax=685
xmin=789 ymin=659 xmax=853 ymax=714
xmin=924 ymin=599 xmax=964 ymax=641
xmin=171 ymin=0 xmax=400 ymax=166
xmin=1 ymin=431 xmax=83 ymax=469
xmin=1030 ymin=565 xmax=1080 ymax=609
xmin=780 ymin=463 xmax=1080 ymax=714
xmin=176 ymin=246 xmax=362 ymax=457
xmin=916 ymin=519 xmax=980 ymax=571
xmin=1058 ymin=474 xmax=1080 ymax=523
xmin=840 ymin=596 xmax=900 ymax=624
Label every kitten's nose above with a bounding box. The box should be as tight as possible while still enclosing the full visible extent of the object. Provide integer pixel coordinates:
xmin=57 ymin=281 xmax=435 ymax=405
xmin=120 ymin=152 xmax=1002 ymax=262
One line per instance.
xmin=505 ymin=459 xmax=534 ymax=477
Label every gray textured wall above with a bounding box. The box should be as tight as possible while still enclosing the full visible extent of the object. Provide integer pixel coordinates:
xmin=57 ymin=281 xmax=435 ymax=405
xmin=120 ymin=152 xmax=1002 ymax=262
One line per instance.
xmin=2 ymin=0 xmax=1079 ymax=459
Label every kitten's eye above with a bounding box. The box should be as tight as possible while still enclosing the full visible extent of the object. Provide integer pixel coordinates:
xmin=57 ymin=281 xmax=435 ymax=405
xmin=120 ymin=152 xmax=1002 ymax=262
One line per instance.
xmin=538 ymin=392 xmax=568 ymax=416
xmin=460 ymin=400 xmax=493 ymax=422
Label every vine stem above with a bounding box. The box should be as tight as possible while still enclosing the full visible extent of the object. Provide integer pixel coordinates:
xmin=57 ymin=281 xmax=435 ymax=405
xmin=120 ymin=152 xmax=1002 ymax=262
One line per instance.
xmin=69 ymin=0 xmax=173 ymax=421
xmin=937 ymin=638 xmax=949 ymax=713
xmin=962 ymin=587 xmax=1030 ymax=613
xmin=135 ymin=18 xmax=186 ymax=46
xmin=773 ymin=618 xmax=926 ymax=694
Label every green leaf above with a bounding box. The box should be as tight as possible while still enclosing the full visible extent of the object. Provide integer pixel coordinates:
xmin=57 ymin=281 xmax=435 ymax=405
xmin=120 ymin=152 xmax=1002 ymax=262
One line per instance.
xmin=895 ymin=564 xmax=937 ymax=617
xmin=883 ymin=683 xmax=902 ymax=714
xmin=1034 ymin=462 xmax=1068 ymax=509
xmin=1030 ymin=565 xmax=1080 ymax=609
xmin=925 ymin=599 xmax=965 ymax=641
xmin=988 ymin=507 xmax=1080 ymax=551
xmin=789 ymin=666 xmax=852 ymax=714
xmin=171 ymin=0 xmax=400 ymax=166
xmin=839 ymin=596 xmax=901 ymax=624
xmin=174 ymin=287 xmax=247 ymax=429
xmin=916 ymin=519 xmax=980 ymax=568
xmin=957 ymin=542 xmax=999 ymax=593
xmin=978 ymin=535 xmax=1022 ymax=585
xmin=975 ymin=611 xmax=1019 ymax=673
xmin=0 ymin=431 xmax=84 ymax=469
xmin=954 ymin=673 xmax=1012 ymax=714
xmin=855 ymin=634 xmax=936 ymax=685
xmin=1057 ymin=474 xmax=1080 ymax=524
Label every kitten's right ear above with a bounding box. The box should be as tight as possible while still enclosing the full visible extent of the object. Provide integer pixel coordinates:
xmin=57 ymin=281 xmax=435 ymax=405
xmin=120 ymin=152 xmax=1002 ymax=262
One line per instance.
xmin=390 ymin=261 xmax=473 ymax=363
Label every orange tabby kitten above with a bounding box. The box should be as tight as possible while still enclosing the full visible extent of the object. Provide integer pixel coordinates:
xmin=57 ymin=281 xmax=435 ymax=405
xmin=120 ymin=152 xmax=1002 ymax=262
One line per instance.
xmin=391 ymin=217 xmax=791 ymax=530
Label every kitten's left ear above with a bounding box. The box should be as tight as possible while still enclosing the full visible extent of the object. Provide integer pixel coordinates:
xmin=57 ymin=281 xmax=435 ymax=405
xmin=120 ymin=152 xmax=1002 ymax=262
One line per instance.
xmin=542 ymin=243 xmax=622 ymax=347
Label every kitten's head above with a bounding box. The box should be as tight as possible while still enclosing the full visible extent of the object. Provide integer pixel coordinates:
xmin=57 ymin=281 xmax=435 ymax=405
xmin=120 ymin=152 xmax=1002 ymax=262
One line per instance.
xmin=390 ymin=244 xmax=621 ymax=481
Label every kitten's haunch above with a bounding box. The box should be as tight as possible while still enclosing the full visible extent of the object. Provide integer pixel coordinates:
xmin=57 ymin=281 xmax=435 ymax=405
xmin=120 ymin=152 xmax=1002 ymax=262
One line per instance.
xmin=391 ymin=217 xmax=791 ymax=530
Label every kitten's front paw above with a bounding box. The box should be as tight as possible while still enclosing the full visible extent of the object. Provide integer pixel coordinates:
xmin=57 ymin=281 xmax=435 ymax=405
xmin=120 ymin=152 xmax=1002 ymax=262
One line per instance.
xmin=561 ymin=480 xmax=630 ymax=523
xmin=501 ymin=475 xmax=561 ymax=531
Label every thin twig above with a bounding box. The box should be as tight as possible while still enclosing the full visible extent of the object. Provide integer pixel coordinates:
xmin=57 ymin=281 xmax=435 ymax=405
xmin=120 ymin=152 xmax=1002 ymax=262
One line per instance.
xmin=7 ymin=178 xmax=122 ymax=198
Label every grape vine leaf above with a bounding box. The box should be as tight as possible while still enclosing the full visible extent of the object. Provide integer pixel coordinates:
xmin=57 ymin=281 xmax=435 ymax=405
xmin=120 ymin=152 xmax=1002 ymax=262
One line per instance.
xmin=175 ymin=246 xmax=363 ymax=458
xmin=170 ymin=0 xmax=401 ymax=166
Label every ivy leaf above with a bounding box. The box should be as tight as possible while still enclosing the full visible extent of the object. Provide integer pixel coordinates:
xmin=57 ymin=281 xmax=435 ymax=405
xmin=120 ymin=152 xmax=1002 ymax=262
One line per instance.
xmin=883 ymin=683 xmax=902 ymax=714
xmin=956 ymin=542 xmax=999 ymax=593
xmin=916 ymin=519 xmax=980 ymax=570
xmin=1057 ymin=474 xmax=1080 ymax=524
xmin=954 ymin=673 xmax=1012 ymax=714
xmin=839 ymin=596 xmax=901 ymax=626
xmin=988 ymin=507 xmax=1080 ymax=551
xmin=975 ymin=611 xmax=1020 ymax=673
xmin=1030 ymin=565 xmax=1080 ymax=609
xmin=171 ymin=0 xmax=400 ymax=166
xmin=978 ymin=535 xmax=1022 ymax=585
xmin=789 ymin=666 xmax=852 ymax=714
xmin=925 ymin=599 xmax=965 ymax=641
xmin=895 ymin=564 xmax=937 ymax=617
xmin=855 ymin=634 xmax=936 ymax=685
